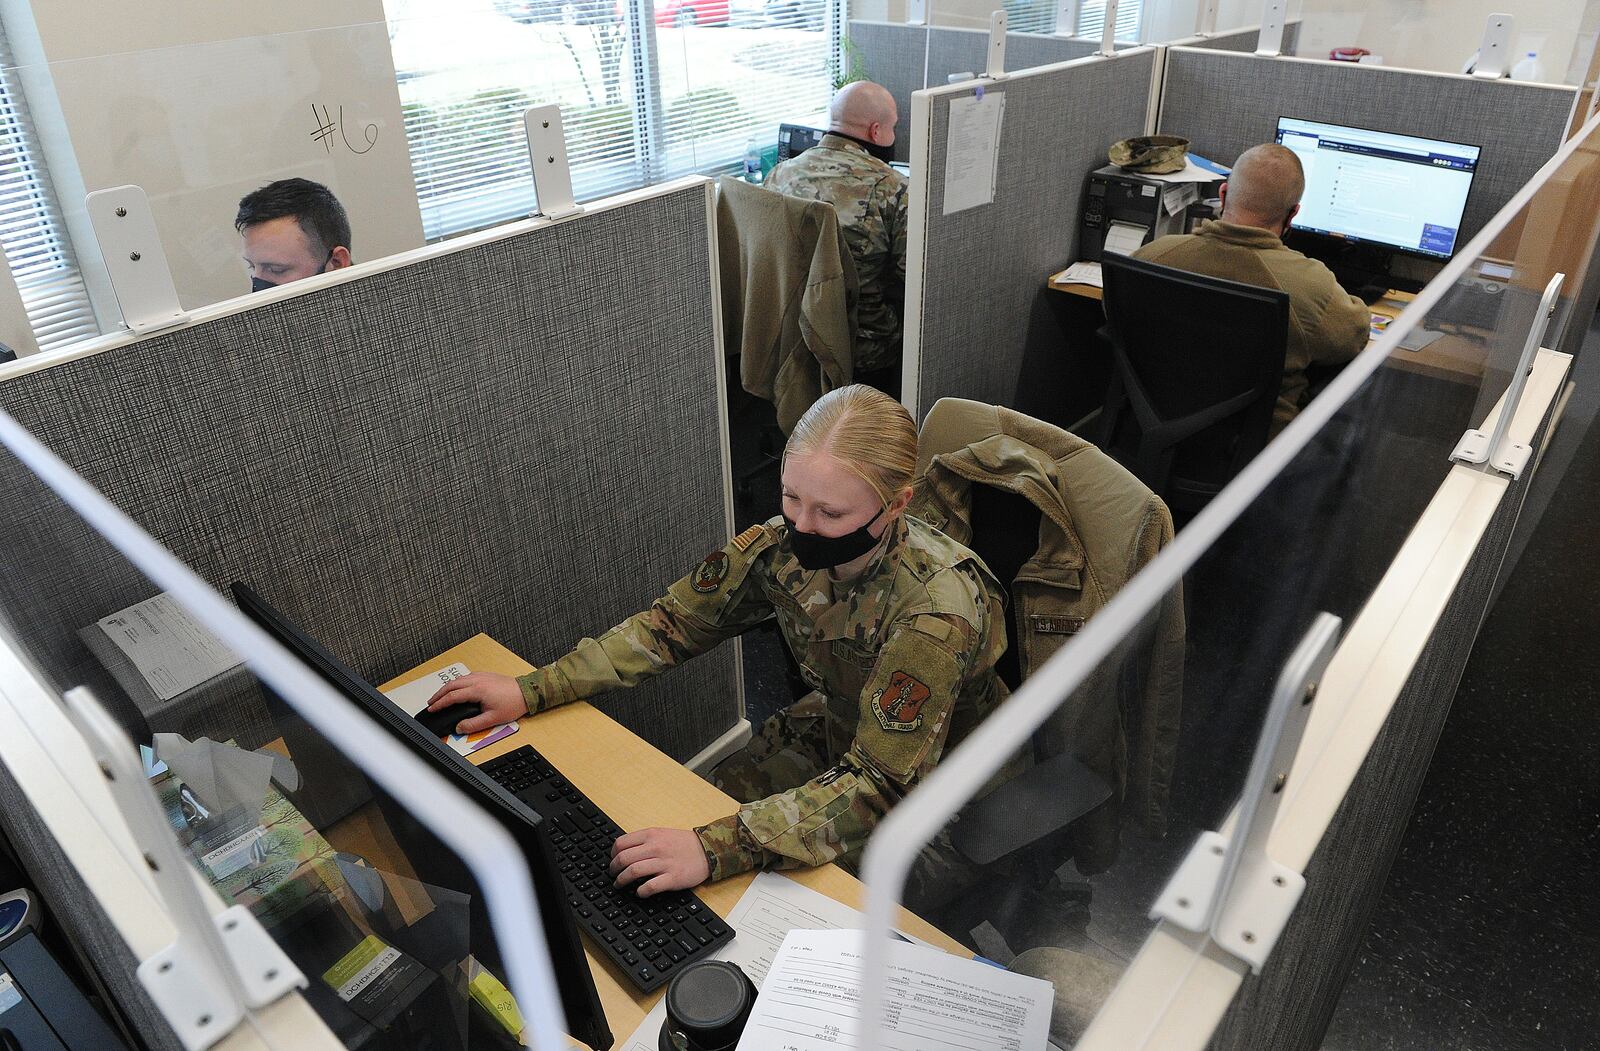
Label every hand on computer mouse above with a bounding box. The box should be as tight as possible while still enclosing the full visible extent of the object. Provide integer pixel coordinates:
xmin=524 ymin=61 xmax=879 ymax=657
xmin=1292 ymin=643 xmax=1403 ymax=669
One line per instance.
xmin=609 ymin=827 xmax=711 ymax=897
xmin=425 ymin=672 xmax=528 ymax=734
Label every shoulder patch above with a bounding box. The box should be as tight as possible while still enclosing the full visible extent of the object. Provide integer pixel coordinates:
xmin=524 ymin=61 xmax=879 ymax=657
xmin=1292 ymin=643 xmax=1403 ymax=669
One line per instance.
xmin=731 ymin=523 xmax=767 ymax=552
xmin=871 ymin=671 xmax=932 ymax=732
xmin=691 ymin=551 xmax=729 ymax=593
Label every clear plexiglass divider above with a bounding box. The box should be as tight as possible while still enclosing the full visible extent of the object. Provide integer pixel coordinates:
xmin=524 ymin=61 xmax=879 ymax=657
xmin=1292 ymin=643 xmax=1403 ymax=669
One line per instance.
xmin=852 ymin=111 xmax=1600 ymax=1051
xmin=0 ymin=407 xmax=584 ymax=1049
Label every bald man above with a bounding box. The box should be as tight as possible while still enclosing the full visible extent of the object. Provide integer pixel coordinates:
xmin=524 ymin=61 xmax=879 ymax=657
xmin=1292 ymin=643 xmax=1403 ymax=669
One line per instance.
xmin=767 ymin=81 xmax=909 ymax=394
xmin=1134 ymin=143 xmax=1368 ymax=434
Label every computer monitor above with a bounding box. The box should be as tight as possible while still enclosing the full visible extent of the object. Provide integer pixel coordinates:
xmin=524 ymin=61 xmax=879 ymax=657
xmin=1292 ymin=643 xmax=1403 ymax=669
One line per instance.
xmin=231 ymin=582 xmax=613 ymax=1051
xmin=777 ymin=122 xmax=826 ymax=162
xmin=1275 ymin=116 xmax=1480 ymax=260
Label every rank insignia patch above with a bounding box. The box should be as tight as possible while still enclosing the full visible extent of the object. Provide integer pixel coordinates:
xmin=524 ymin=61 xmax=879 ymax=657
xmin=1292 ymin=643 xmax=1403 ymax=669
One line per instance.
xmin=871 ymin=671 xmax=931 ymax=732
xmin=691 ymin=551 xmax=729 ymax=593
xmin=731 ymin=524 xmax=767 ymax=552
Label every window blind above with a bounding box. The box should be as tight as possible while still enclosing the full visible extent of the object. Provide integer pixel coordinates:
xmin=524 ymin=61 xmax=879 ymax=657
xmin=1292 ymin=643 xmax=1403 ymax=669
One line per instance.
xmin=386 ymin=1 xmax=840 ymax=240
xmin=0 ymin=22 xmax=99 ymax=352
xmin=1076 ymin=0 xmax=1141 ymax=40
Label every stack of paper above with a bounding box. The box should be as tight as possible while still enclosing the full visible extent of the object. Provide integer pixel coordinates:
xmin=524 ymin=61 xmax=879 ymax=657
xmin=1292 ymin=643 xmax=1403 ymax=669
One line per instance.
xmin=737 ymin=928 xmax=1052 ymax=1050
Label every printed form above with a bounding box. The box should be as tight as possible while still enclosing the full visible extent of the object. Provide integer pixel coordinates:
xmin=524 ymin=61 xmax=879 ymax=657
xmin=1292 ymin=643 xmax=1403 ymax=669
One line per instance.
xmin=621 ymin=873 xmax=886 ymax=1051
xmin=736 ymin=928 xmax=1051 ymax=1050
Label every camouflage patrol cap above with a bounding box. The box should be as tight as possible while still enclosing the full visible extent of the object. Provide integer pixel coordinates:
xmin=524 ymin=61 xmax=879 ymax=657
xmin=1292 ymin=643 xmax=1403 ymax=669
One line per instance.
xmin=1108 ymin=134 xmax=1190 ymax=174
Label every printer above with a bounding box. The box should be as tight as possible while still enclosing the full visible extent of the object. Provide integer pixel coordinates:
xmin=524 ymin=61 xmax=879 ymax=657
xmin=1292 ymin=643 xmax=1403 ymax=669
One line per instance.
xmin=1080 ymin=164 xmax=1222 ymax=262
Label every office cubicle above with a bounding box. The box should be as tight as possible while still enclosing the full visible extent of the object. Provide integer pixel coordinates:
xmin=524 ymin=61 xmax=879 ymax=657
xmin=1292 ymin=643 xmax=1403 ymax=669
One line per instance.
xmin=858 ymin=105 xmax=1600 ymax=1051
xmin=0 ymin=175 xmax=738 ymax=1049
xmin=0 ymin=178 xmax=742 ymax=767
xmin=899 ymin=38 xmax=1580 ymax=422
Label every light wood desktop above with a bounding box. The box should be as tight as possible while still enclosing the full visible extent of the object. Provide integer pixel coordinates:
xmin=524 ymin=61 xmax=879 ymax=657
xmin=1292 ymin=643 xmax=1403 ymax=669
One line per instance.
xmin=375 ymin=634 xmax=965 ymax=1047
xmin=1046 ymin=273 xmax=1485 ymax=385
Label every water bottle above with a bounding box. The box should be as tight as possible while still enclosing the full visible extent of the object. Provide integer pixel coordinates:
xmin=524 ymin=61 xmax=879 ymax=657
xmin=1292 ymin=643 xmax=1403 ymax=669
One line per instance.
xmin=743 ymin=141 xmax=762 ymax=183
xmin=1510 ymin=51 xmax=1545 ymax=82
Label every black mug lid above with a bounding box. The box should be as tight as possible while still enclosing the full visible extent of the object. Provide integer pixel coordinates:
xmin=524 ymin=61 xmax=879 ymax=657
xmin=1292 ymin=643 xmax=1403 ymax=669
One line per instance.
xmin=659 ymin=960 xmax=757 ymax=1051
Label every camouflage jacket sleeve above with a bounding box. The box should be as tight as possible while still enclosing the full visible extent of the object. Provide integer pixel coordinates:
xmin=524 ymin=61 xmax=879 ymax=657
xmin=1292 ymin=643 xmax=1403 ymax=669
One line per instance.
xmin=694 ymin=608 xmax=984 ymax=881
xmin=884 ymin=175 xmax=909 ymax=290
xmin=516 ymin=525 xmax=778 ymax=715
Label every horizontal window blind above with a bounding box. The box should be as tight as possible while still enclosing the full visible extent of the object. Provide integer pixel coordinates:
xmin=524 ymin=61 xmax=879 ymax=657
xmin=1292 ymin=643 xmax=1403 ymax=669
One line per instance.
xmin=389 ymin=9 xmax=649 ymax=240
xmin=656 ymin=0 xmax=837 ymax=182
xmin=387 ymin=1 xmax=841 ymax=239
xmin=0 ymin=23 xmax=99 ymax=353
xmin=1076 ymin=0 xmax=1140 ymax=40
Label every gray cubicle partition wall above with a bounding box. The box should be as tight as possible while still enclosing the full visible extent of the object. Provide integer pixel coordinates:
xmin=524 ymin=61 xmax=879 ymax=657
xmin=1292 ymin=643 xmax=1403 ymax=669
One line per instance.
xmin=0 ymin=179 xmax=738 ymax=764
xmin=904 ymin=48 xmax=1160 ymax=416
xmin=1157 ymin=49 xmax=1576 ymax=245
xmin=847 ymin=20 xmax=1100 ymax=160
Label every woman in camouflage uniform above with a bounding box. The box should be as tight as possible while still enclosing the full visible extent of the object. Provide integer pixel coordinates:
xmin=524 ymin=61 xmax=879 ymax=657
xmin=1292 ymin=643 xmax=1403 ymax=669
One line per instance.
xmin=426 ymin=385 xmax=1006 ymax=896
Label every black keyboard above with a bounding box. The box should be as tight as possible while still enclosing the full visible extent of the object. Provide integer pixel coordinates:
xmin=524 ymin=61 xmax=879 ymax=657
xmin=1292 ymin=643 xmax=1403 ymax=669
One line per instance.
xmin=479 ymin=745 xmax=733 ymax=992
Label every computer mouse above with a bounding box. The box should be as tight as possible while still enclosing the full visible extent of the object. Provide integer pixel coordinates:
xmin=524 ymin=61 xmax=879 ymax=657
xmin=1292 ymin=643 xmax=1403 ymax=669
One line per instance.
xmin=416 ymin=703 xmax=482 ymax=739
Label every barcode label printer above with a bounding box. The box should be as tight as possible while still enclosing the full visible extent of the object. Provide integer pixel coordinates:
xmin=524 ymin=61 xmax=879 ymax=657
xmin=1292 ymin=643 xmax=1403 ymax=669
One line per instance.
xmin=1080 ymin=164 xmax=1222 ymax=261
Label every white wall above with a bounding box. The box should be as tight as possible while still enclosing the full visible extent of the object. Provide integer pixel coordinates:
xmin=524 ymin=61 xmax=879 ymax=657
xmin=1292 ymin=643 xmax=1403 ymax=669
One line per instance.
xmin=0 ymin=0 xmax=425 ymax=321
xmin=1296 ymin=0 xmax=1597 ymax=81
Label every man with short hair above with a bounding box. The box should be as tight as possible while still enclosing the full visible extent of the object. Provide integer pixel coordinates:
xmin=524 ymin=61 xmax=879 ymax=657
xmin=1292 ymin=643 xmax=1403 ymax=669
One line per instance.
xmin=1134 ymin=143 xmax=1368 ymax=433
xmin=235 ymin=178 xmax=353 ymax=292
xmin=767 ymin=81 xmax=908 ymax=395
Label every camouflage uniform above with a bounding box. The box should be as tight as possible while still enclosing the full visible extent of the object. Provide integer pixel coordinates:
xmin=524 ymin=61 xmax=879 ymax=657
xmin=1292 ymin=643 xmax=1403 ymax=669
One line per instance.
xmin=766 ymin=134 xmax=909 ymax=373
xmin=516 ymin=514 xmax=1006 ymax=883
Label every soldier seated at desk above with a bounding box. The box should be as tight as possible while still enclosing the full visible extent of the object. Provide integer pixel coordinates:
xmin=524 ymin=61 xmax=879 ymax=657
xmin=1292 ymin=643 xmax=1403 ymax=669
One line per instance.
xmin=425 ymin=385 xmax=1006 ymax=900
xmin=767 ymin=82 xmax=909 ymax=398
xmin=1133 ymin=143 xmax=1369 ymax=435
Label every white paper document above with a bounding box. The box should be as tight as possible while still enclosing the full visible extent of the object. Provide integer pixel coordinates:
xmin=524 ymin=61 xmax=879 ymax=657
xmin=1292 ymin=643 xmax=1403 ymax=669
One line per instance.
xmin=738 ymin=928 xmax=1051 ymax=1050
xmin=1103 ymin=220 xmax=1148 ymax=257
xmin=1051 ymin=261 xmax=1103 ymax=288
xmin=1163 ymin=181 xmax=1200 ymax=218
xmin=1134 ymin=155 xmax=1230 ymax=183
xmin=621 ymin=873 xmax=882 ymax=1051
xmin=96 ymin=593 xmax=243 ymax=701
xmin=942 ymin=92 xmax=1006 ymax=215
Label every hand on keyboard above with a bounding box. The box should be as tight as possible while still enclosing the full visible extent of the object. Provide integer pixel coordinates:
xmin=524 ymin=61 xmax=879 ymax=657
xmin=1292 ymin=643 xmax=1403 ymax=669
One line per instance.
xmin=426 ymin=671 xmax=527 ymax=733
xmin=610 ymin=827 xmax=711 ymax=897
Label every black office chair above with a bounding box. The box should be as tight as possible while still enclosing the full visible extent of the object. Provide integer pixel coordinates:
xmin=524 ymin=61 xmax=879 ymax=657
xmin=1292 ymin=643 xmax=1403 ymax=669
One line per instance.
xmin=1096 ymin=253 xmax=1289 ymax=521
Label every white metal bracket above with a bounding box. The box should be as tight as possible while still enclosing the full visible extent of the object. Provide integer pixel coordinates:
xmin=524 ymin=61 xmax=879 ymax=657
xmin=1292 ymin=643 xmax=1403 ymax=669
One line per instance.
xmin=1195 ymin=0 xmax=1218 ymax=36
xmin=1097 ymin=0 xmax=1119 ymax=55
xmin=986 ymin=11 xmax=1008 ymax=78
xmin=1254 ymin=0 xmax=1286 ymax=56
xmin=60 ymin=686 xmax=305 ymax=1051
xmin=1450 ymin=272 xmax=1563 ymax=480
xmin=907 ymin=0 xmax=928 ymax=25
xmin=1053 ymin=0 xmax=1081 ymax=37
xmin=1472 ymin=13 xmax=1514 ymax=78
xmin=524 ymin=105 xmax=583 ymax=221
xmin=1151 ymin=613 xmax=1341 ymax=973
xmin=84 ymin=186 xmax=189 ymax=335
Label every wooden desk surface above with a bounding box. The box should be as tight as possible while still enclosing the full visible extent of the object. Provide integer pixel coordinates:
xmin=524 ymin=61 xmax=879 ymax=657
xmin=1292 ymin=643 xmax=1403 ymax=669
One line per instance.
xmin=1046 ymin=274 xmax=1483 ymax=385
xmin=379 ymin=634 xmax=965 ymax=1047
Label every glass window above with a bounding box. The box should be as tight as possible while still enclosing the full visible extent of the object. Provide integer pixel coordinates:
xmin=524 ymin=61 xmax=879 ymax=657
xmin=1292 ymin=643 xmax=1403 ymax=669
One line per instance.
xmin=0 ymin=20 xmax=99 ymax=352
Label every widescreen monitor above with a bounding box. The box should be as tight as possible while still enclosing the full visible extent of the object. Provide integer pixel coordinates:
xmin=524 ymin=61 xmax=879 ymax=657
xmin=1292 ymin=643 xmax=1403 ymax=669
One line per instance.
xmin=231 ymin=581 xmax=613 ymax=1051
xmin=1275 ymin=116 xmax=1480 ymax=260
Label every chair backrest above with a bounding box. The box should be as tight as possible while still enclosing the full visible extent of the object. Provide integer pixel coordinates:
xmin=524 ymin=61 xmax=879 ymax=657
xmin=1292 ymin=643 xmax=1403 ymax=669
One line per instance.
xmin=1097 ymin=253 xmax=1289 ymax=510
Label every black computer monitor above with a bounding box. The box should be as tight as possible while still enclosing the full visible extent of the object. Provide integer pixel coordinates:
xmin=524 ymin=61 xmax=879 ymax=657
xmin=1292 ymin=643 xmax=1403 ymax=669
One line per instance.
xmin=1275 ymin=116 xmax=1481 ymax=261
xmin=231 ymin=581 xmax=613 ymax=1051
xmin=777 ymin=122 xmax=826 ymax=162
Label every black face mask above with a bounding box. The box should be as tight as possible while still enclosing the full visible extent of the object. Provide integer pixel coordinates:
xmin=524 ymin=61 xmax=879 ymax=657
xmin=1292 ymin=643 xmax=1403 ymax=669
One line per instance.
xmin=784 ymin=507 xmax=886 ymax=571
xmin=834 ymin=131 xmax=897 ymax=165
xmin=251 ymin=249 xmax=335 ymax=292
